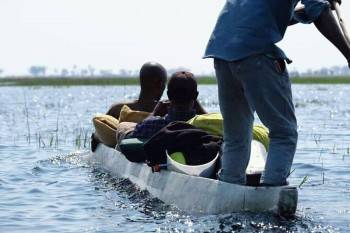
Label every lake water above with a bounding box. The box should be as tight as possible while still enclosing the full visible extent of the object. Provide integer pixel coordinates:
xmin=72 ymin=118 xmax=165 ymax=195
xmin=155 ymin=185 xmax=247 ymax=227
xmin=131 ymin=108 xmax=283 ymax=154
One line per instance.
xmin=0 ymin=85 xmax=349 ymax=232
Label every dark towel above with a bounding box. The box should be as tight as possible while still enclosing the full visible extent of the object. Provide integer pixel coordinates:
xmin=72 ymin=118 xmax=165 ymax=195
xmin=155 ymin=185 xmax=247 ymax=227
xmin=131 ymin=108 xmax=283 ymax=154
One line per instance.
xmin=144 ymin=122 xmax=222 ymax=166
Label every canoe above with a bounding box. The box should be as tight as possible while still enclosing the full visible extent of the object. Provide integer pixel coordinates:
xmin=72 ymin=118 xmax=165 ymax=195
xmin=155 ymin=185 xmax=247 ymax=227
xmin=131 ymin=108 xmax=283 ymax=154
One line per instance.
xmin=88 ymin=144 xmax=298 ymax=217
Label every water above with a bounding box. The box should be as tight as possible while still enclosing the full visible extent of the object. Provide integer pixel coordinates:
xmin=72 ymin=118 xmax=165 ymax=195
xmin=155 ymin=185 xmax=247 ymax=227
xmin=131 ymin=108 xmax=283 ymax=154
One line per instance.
xmin=0 ymin=85 xmax=349 ymax=232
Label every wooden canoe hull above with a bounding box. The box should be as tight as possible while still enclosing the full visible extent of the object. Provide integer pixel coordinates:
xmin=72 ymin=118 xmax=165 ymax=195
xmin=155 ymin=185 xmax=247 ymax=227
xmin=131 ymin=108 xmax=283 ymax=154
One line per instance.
xmin=89 ymin=144 xmax=298 ymax=216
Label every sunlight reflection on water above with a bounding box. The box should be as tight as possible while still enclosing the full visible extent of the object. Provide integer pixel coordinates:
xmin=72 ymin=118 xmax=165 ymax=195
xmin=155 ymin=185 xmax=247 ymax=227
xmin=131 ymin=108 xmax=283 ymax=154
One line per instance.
xmin=0 ymin=85 xmax=349 ymax=232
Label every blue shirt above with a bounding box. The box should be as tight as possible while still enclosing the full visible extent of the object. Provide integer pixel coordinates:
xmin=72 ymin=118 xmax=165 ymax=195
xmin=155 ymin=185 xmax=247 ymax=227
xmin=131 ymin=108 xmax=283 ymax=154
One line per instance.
xmin=131 ymin=109 xmax=196 ymax=139
xmin=204 ymin=0 xmax=330 ymax=62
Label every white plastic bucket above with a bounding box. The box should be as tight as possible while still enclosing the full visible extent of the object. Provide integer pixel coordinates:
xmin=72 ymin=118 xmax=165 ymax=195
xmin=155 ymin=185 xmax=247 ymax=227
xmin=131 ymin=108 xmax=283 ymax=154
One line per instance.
xmin=166 ymin=151 xmax=219 ymax=178
xmin=166 ymin=140 xmax=266 ymax=177
xmin=246 ymin=140 xmax=267 ymax=174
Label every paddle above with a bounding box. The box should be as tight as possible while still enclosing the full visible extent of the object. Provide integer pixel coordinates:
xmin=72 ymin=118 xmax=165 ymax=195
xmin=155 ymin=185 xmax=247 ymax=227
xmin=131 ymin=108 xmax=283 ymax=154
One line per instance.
xmin=333 ymin=2 xmax=350 ymax=45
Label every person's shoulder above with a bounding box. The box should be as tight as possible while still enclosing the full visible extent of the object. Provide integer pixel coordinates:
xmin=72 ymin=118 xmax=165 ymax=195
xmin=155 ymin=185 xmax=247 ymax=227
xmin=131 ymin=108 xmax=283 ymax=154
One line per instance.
xmin=139 ymin=115 xmax=164 ymax=124
xmin=106 ymin=101 xmax=138 ymax=118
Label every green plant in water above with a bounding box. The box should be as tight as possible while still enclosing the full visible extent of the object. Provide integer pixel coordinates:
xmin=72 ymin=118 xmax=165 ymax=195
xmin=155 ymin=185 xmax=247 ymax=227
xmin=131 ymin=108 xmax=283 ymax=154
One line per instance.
xmin=38 ymin=133 xmax=46 ymax=148
xmin=332 ymin=144 xmax=336 ymax=154
xmin=287 ymin=168 xmax=296 ymax=178
xmin=49 ymin=135 xmax=54 ymax=147
xmin=299 ymin=176 xmax=309 ymax=189
xmin=321 ymin=160 xmax=325 ymax=185
xmin=75 ymin=134 xmax=81 ymax=149
xmin=313 ymin=134 xmax=321 ymax=145
xmin=83 ymin=130 xmax=89 ymax=148
xmin=23 ymin=93 xmax=31 ymax=144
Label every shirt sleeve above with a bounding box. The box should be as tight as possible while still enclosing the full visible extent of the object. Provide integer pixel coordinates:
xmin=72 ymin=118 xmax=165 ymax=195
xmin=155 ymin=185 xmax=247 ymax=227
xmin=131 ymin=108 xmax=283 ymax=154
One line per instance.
xmin=130 ymin=116 xmax=167 ymax=139
xmin=293 ymin=0 xmax=330 ymax=24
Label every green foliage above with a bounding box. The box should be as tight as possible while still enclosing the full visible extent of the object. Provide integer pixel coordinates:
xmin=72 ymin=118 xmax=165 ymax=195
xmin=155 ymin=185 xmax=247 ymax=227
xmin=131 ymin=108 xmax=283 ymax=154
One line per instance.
xmin=291 ymin=76 xmax=350 ymax=84
xmin=0 ymin=77 xmax=140 ymax=86
xmin=298 ymin=175 xmax=309 ymax=189
xmin=1 ymin=76 xmax=350 ymax=86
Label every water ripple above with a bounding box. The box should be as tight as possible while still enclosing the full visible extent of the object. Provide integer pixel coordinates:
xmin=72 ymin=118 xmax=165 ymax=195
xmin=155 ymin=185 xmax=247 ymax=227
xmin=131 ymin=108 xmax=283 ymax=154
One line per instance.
xmin=1 ymin=85 xmax=350 ymax=232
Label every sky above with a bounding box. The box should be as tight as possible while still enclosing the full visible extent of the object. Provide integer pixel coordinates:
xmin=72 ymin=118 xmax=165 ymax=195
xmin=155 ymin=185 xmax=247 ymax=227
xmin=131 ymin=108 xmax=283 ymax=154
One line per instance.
xmin=0 ymin=0 xmax=350 ymax=76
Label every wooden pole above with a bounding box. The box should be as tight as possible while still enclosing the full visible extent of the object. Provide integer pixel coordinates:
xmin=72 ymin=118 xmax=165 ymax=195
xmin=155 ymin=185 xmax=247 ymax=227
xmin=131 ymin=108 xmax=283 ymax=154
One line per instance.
xmin=333 ymin=2 xmax=350 ymax=46
xmin=294 ymin=3 xmax=350 ymax=46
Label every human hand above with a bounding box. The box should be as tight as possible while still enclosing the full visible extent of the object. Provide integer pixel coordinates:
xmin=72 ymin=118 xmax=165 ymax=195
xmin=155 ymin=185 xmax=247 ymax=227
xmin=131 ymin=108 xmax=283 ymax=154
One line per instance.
xmin=152 ymin=100 xmax=170 ymax=117
xmin=328 ymin=0 xmax=341 ymax=10
xmin=328 ymin=0 xmax=341 ymax=5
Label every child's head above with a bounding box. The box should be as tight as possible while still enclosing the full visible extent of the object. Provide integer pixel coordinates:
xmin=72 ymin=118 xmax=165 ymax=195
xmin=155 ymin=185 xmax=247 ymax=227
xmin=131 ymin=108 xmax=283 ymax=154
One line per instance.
xmin=167 ymin=71 xmax=198 ymax=106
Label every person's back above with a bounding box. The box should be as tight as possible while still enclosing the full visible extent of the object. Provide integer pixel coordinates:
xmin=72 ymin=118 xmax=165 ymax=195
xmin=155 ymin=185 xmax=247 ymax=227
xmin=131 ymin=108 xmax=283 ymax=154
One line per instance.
xmin=130 ymin=71 xmax=199 ymax=139
xmin=205 ymin=0 xmax=330 ymax=62
xmin=106 ymin=62 xmax=167 ymax=118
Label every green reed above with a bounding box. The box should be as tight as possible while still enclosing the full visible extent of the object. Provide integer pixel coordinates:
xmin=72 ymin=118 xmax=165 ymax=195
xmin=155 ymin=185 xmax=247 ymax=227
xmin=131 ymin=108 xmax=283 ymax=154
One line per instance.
xmin=23 ymin=93 xmax=31 ymax=143
xmin=299 ymin=176 xmax=309 ymax=189
xmin=2 ymin=76 xmax=350 ymax=86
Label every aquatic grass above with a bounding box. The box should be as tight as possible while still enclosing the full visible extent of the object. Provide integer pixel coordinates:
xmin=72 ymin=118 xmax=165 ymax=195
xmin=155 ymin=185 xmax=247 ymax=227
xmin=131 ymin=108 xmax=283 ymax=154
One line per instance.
xmin=49 ymin=135 xmax=54 ymax=147
xmin=75 ymin=134 xmax=81 ymax=149
xmin=342 ymin=146 xmax=350 ymax=160
xmin=287 ymin=168 xmax=296 ymax=178
xmin=38 ymin=133 xmax=42 ymax=148
xmin=1 ymin=76 xmax=350 ymax=86
xmin=313 ymin=134 xmax=321 ymax=145
xmin=23 ymin=92 xmax=31 ymax=143
xmin=321 ymin=160 xmax=325 ymax=185
xmin=73 ymin=127 xmax=91 ymax=150
xmin=54 ymin=102 xmax=61 ymax=149
xmin=83 ymin=130 xmax=89 ymax=148
xmin=39 ymin=133 xmax=46 ymax=148
xmin=298 ymin=176 xmax=309 ymax=189
xmin=30 ymin=127 xmax=92 ymax=150
xmin=318 ymin=149 xmax=323 ymax=162
xmin=332 ymin=144 xmax=337 ymax=154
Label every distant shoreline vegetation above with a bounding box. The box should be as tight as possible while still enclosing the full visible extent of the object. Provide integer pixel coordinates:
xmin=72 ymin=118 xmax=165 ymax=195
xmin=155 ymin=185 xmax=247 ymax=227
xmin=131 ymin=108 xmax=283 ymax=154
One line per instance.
xmin=1 ymin=76 xmax=350 ymax=86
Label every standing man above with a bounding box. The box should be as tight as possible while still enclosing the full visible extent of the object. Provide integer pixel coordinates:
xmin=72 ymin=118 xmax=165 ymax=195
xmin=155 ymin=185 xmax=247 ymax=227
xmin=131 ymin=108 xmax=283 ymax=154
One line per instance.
xmin=204 ymin=0 xmax=350 ymax=186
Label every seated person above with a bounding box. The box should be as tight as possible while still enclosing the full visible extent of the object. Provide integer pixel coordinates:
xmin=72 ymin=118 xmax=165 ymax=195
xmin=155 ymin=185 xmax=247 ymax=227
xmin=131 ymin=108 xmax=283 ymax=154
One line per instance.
xmin=107 ymin=61 xmax=167 ymax=118
xmin=91 ymin=62 xmax=167 ymax=151
xmin=129 ymin=71 xmax=200 ymax=139
xmin=91 ymin=64 xmax=207 ymax=151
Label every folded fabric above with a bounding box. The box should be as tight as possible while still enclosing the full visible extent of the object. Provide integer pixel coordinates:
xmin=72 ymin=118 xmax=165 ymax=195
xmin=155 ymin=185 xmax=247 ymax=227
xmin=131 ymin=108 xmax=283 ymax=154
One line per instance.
xmin=115 ymin=122 xmax=137 ymax=149
xmin=93 ymin=114 xmax=119 ymax=147
xmin=118 ymin=105 xmax=150 ymax=123
xmin=144 ymin=122 xmax=223 ymax=167
xmin=187 ymin=113 xmax=223 ymax=136
xmin=119 ymin=138 xmax=148 ymax=163
xmin=187 ymin=113 xmax=270 ymax=150
xmin=252 ymin=125 xmax=270 ymax=151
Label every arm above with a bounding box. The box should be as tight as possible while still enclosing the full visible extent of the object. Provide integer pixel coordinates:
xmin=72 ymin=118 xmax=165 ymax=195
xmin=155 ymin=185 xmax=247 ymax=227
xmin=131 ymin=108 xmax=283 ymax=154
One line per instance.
xmin=290 ymin=0 xmax=339 ymax=26
xmin=194 ymin=100 xmax=207 ymax=114
xmin=151 ymin=100 xmax=170 ymax=117
xmin=289 ymin=7 xmax=306 ymax=26
xmin=106 ymin=104 xmax=123 ymax=118
xmin=106 ymin=101 xmax=138 ymax=118
xmin=314 ymin=6 xmax=350 ymax=66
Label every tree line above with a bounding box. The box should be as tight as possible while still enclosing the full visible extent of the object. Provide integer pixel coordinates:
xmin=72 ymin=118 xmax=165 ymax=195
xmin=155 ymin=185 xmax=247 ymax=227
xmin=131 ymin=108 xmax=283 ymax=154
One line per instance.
xmin=0 ymin=65 xmax=349 ymax=78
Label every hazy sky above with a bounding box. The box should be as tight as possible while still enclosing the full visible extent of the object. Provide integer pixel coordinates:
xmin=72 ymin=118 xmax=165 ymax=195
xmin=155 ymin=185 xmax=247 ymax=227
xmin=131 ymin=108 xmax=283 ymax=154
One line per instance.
xmin=1 ymin=0 xmax=350 ymax=75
